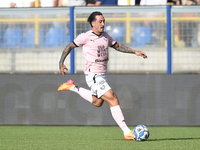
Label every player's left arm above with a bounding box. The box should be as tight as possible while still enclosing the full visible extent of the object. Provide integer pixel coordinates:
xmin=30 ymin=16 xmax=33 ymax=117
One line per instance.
xmin=112 ymin=43 xmax=147 ymax=59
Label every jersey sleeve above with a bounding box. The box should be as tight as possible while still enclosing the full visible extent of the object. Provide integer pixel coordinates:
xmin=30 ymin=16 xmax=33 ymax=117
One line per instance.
xmin=73 ymin=33 xmax=87 ymax=47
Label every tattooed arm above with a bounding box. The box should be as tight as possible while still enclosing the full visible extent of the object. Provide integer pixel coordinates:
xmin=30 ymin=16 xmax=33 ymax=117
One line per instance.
xmin=59 ymin=42 xmax=77 ymax=76
xmin=112 ymin=43 xmax=147 ymax=59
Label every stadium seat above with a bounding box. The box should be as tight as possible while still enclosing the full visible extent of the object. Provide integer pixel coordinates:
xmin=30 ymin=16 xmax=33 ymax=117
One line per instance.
xmin=131 ymin=26 xmax=152 ymax=47
xmin=111 ymin=26 xmax=126 ymax=44
xmin=43 ymin=27 xmax=66 ymax=47
xmin=21 ymin=28 xmax=44 ymax=48
xmin=2 ymin=27 xmax=23 ymax=48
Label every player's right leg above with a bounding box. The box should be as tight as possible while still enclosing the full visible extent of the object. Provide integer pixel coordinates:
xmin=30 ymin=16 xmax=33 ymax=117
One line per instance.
xmin=58 ymin=78 xmax=106 ymax=107
xmin=58 ymin=79 xmax=104 ymax=107
xmin=58 ymin=79 xmax=93 ymax=104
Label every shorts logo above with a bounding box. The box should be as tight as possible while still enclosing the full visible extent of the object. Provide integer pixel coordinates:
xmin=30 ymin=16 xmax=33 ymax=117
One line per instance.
xmin=100 ymin=85 xmax=105 ymax=90
xmin=99 ymin=80 xmax=105 ymax=90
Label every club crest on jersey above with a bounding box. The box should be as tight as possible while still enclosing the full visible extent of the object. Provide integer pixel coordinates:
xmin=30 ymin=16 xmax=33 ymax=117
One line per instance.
xmin=97 ymin=45 xmax=107 ymax=57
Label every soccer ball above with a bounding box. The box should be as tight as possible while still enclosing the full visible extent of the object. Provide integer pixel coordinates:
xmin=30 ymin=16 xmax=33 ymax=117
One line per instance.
xmin=133 ymin=125 xmax=149 ymax=141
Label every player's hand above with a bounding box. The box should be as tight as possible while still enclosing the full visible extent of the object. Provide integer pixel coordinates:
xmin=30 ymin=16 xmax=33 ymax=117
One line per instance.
xmin=59 ymin=64 xmax=68 ymax=77
xmin=135 ymin=51 xmax=148 ymax=59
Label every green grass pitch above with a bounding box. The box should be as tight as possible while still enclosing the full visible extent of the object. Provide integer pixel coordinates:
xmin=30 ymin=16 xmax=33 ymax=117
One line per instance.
xmin=0 ymin=126 xmax=200 ymax=150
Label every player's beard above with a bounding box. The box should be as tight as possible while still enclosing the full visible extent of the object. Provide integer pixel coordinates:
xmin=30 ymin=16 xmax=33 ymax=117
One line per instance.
xmin=100 ymin=26 xmax=104 ymax=33
xmin=93 ymin=26 xmax=104 ymax=35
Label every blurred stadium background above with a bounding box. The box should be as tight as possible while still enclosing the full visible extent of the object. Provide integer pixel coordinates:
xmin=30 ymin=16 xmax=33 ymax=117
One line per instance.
xmin=0 ymin=4 xmax=200 ymax=126
xmin=0 ymin=5 xmax=199 ymax=74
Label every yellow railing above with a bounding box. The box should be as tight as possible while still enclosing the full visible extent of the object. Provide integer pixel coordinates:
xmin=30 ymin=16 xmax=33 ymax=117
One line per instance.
xmin=0 ymin=16 xmax=165 ymax=45
xmin=35 ymin=0 xmax=39 ymax=7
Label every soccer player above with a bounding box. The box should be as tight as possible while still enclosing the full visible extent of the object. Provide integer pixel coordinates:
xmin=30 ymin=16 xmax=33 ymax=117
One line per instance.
xmin=58 ymin=11 xmax=147 ymax=141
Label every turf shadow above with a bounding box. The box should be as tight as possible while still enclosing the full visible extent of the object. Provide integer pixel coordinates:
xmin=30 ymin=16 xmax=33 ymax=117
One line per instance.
xmin=148 ymin=137 xmax=200 ymax=141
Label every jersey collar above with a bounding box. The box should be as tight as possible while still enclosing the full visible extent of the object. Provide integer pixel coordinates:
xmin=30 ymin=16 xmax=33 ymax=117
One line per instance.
xmin=92 ymin=31 xmax=103 ymax=37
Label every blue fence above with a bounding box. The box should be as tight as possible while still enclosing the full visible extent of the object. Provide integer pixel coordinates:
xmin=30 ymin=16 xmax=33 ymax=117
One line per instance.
xmin=167 ymin=5 xmax=172 ymax=74
xmin=70 ymin=7 xmax=75 ymax=74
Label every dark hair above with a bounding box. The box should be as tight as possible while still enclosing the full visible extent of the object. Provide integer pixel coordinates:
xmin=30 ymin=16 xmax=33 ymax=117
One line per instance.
xmin=87 ymin=11 xmax=103 ymax=27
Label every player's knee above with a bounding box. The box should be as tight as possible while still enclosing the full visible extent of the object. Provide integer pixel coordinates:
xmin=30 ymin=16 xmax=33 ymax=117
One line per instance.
xmin=92 ymin=99 xmax=104 ymax=107
xmin=92 ymin=101 xmax=103 ymax=107
xmin=93 ymin=103 xmax=102 ymax=107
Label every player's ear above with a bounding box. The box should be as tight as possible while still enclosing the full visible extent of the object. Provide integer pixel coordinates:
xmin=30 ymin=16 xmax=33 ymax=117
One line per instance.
xmin=91 ymin=21 xmax=95 ymax=27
